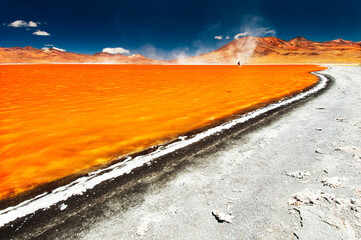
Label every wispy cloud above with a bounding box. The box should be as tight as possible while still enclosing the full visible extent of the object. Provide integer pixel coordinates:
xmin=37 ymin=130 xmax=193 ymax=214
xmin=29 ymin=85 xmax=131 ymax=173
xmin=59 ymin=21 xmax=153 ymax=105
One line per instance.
xmin=234 ymin=32 xmax=249 ymax=39
xmin=234 ymin=16 xmax=276 ymax=39
xmin=7 ymin=20 xmax=38 ymax=28
xmin=28 ymin=21 xmax=38 ymax=27
xmin=214 ymin=35 xmax=223 ymax=40
xmin=234 ymin=28 xmax=275 ymax=39
xmin=102 ymin=47 xmax=130 ymax=55
xmin=42 ymin=46 xmax=66 ymax=52
xmin=53 ymin=47 xmax=66 ymax=52
xmin=33 ymin=30 xmax=50 ymax=36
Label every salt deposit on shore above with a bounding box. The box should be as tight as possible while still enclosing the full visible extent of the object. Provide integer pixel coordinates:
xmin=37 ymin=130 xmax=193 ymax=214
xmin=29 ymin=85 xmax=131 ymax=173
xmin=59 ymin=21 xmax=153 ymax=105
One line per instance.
xmin=2 ymin=66 xmax=360 ymax=239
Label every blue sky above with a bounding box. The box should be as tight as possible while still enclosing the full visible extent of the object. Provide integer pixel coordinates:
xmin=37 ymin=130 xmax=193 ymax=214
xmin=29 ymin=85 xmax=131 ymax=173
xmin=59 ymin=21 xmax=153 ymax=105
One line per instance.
xmin=1 ymin=0 xmax=360 ymax=59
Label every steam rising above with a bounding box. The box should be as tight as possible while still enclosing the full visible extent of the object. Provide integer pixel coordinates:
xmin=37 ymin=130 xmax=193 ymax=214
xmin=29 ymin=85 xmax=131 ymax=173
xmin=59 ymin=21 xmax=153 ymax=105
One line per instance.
xmin=137 ymin=43 xmax=217 ymax=62
xmin=234 ymin=32 xmax=249 ymax=39
xmin=235 ymin=37 xmax=257 ymax=65
xmin=137 ymin=44 xmax=191 ymax=61
xmin=222 ymin=16 xmax=277 ymax=65
xmin=170 ymin=16 xmax=276 ymax=65
xmin=138 ymin=16 xmax=276 ymax=65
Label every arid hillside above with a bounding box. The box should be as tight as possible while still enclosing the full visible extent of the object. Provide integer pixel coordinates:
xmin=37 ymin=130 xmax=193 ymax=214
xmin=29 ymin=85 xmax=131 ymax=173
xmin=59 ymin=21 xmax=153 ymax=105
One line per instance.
xmin=0 ymin=47 xmax=163 ymax=64
xmin=178 ymin=36 xmax=361 ymax=64
xmin=1 ymin=36 xmax=360 ymax=64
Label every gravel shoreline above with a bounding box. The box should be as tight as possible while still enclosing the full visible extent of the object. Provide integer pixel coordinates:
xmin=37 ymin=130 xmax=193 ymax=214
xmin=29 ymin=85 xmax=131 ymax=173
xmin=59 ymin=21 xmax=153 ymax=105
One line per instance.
xmin=2 ymin=66 xmax=360 ymax=240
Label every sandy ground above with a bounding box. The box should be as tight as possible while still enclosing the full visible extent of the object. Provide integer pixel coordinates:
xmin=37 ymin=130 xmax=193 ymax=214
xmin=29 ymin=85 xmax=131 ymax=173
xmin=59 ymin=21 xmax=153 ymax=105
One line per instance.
xmin=3 ymin=66 xmax=361 ymax=239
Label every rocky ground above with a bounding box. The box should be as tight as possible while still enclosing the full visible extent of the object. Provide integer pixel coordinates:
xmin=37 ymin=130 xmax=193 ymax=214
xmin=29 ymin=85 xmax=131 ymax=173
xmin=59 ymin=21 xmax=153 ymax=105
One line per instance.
xmin=3 ymin=66 xmax=361 ymax=240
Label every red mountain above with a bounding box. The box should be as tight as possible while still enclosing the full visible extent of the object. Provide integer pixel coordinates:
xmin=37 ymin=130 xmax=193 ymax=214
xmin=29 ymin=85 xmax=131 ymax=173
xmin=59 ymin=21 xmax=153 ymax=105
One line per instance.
xmin=178 ymin=36 xmax=361 ymax=64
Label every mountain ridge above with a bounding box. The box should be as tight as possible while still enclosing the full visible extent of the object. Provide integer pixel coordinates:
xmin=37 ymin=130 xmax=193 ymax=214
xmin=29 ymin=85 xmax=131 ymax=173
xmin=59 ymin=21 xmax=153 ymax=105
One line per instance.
xmin=0 ymin=36 xmax=360 ymax=64
xmin=178 ymin=36 xmax=361 ymax=64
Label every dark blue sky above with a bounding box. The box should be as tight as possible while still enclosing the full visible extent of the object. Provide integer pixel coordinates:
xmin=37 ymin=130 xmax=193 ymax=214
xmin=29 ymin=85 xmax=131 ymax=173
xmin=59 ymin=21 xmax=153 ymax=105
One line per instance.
xmin=1 ymin=0 xmax=360 ymax=59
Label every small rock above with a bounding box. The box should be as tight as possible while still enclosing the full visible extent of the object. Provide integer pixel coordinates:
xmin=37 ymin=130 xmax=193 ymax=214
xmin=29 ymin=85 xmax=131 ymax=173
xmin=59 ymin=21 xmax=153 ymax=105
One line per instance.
xmin=321 ymin=177 xmax=346 ymax=188
xmin=320 ymin=192 xmax=335 ymax=203
xmin=289 ymin=190 xmax=336 ymax=206
xmin=285 ymin=171 xmax=311 ymax=179
xmin=288 ymin=191 xmax=316 ymax=206
xmin=212 ymin=211 xmax=234 ymax=223
xmin=335 ymin=118 xmax=345 ymax=122
xmin=315 ymin=149 xmax=323 ymax=154
xmin=316 ymin=128 xmax=322 ymax=131
xmin=232 ymin=189 xmax=243 ymax=193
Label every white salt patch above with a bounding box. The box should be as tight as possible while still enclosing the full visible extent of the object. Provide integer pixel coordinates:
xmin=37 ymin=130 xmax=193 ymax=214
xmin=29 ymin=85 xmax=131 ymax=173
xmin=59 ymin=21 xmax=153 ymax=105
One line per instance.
xmin=241 ymin=149 xmax=254 ymax=159
xmin=136 ymin=214 xmax=163 ymax=236
xmin=59 ymin=203 xmax=67 ymax=211
xmin=263 ymin=128 xmax=279 ymax=139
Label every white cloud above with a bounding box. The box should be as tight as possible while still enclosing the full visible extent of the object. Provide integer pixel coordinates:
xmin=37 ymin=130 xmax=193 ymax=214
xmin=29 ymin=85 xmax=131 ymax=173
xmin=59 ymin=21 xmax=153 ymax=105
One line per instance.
xmin=53 ymin=47 xmax=66 ymax=52
xmin=33 ymin=30 xmax=50 ymax=36
xmin=225 ymin=36 xmax=230 ymax=39
xmin=235 ymin=16 xmax=276 ymax=38
xmin=102 ymin=47 xmax=130 ymax=55
xmin=234 ymin=28 xmax=276 ymax=39
xmin=7 ymin=20 xmax=38 ymax=28
xmin=261 ymin=28 xmax=276 ymax=36
xmin=243 ymin=27 xmax=275 ymax=38
xmin=42 ymin=46 xmax=66 ymax=52
xmin=214 ymin=35 xmax=223 ymax=40
xmin=234 ymin=32 xmax=249 ymax=39
xmin=28 ymin=21 xmax=38 ymax=27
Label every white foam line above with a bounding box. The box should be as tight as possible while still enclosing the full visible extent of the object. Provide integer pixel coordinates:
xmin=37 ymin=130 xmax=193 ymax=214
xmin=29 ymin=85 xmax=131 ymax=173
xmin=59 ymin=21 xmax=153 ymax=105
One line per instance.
xmin=0 ymin=71 xmax=328 ymax=227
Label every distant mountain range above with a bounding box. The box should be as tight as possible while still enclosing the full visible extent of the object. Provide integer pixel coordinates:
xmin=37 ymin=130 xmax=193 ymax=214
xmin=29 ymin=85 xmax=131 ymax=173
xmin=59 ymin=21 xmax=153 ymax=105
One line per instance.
xmin=178 ymin=36 xmax=361 ymax=64
xmin=0 ymin=46 xmax=164 ymax=64
xmin=0 ymin=36 xmax=360 ymax=64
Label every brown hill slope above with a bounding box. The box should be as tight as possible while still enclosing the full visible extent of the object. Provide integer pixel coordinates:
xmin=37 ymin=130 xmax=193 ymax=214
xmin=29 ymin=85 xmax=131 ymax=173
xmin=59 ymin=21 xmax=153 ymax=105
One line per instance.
xmin=178 ymin=36 xmax=361 ymax=64
xmin=0 ymin=47 xmax=163 ymax=64
xmin=1 ymin=37 xmax=360 ymax=64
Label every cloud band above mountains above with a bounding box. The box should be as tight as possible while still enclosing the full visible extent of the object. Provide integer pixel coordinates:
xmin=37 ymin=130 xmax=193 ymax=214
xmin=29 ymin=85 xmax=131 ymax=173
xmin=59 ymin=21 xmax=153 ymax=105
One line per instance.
xmin=102 ymin=47 xmax=130 ymax=55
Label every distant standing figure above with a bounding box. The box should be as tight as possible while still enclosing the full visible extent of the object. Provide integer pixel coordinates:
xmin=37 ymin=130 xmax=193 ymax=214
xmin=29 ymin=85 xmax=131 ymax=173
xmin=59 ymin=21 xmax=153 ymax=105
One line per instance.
xmin=237 ymin=61 xmax=241 ymax=67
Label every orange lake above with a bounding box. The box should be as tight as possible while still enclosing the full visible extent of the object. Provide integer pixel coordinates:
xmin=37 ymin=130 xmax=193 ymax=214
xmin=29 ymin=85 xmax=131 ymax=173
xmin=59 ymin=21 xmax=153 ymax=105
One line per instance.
xmin=0 ymin=64 xmax=326 ymax=200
